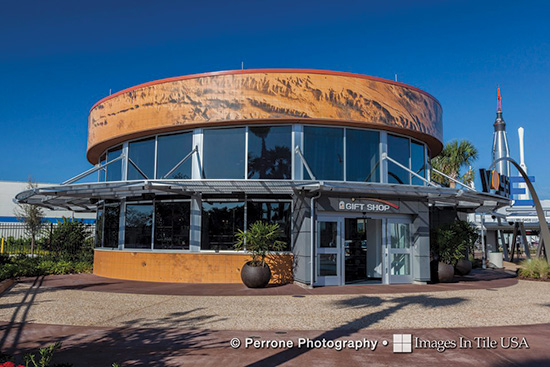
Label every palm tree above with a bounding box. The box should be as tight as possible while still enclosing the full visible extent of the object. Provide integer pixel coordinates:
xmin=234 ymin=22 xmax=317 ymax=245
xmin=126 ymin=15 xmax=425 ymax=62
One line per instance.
xmin=431 ymin=140 xmax=478 ymax=188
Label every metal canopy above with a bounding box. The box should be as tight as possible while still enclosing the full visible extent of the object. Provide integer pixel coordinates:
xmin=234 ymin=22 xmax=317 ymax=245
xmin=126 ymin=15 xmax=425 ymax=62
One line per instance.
xmin=15 ymin=179 xmax=510 ymax=213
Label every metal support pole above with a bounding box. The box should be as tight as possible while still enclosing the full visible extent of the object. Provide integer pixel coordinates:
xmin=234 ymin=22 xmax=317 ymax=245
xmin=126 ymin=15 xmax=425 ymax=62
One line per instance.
xmin=481 ymin=215 xmax=486 ymax=269
xmin=490 ymin=157 xmax=549 ymax=261
xmin=519 ymin=222 xmax=531 ymax=259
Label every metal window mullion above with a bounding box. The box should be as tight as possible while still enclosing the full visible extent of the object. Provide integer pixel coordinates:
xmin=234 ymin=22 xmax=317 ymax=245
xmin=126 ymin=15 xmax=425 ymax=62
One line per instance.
xmin=380 ymin=131 xmax=388 ymax=184
xmin=245 ymin=126 xmax=249 ymax=180
xmin=151 ymin=199 xmax=156 ymax=250
xmin=154 ymin=135 xmax=158 ymax=179
xmin=409 ymin=138 xmax=412 ymax=185
xmin=119 ymin=200 xmax=126 ymax=250
xmin=424 ymin=143 xmax=429 ymax=186
xmin=343 ymin=128 xmax=347 ymax=182
xmin=122 ymin=142 xmax=129 ymax=181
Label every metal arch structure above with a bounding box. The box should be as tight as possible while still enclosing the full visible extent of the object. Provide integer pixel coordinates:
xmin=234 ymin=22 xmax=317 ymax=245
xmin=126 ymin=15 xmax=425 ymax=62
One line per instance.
xmin=489 ymin=157 xmax=549 ymax=260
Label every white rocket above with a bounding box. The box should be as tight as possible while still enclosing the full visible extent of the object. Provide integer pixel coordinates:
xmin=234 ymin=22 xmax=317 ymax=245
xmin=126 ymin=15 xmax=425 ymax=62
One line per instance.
xmin=517 ymin=127 xmax=530 ymax=200
xmin=492 ymin=88 xmax=511 ymax=176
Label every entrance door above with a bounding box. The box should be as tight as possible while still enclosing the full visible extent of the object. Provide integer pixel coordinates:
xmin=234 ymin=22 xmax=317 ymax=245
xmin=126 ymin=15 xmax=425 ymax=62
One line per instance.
xmin=344 ymin=218 xmax=368 ymax=284
xmin=386 ymin=220 xmax=413 ymax=284
xmin=315 ymin=219 xmax=342 ymax=286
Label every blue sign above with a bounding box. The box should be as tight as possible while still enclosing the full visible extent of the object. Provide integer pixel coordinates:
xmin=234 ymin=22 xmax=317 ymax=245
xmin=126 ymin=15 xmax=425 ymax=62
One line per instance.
xmin=509 ymin=176 xmax=535 ymax=207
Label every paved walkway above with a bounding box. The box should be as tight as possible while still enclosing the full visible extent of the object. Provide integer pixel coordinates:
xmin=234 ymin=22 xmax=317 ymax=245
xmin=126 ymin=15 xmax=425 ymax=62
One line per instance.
xmin=0 ymin=322 xmax=548 ymax=366
xmin=1 ymin=271 xmax=548 ymax=366
xmin=15 ymin=268 xmax=517 ymax=296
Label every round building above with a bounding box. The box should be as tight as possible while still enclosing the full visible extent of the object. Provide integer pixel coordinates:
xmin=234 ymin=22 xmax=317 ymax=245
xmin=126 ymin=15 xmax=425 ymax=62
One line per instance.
xmin=17 ymin=69 xmax=506 ymax=286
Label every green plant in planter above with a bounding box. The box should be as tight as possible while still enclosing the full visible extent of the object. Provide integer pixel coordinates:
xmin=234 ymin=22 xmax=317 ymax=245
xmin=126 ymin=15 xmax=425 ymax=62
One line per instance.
xmin=431 ymin=220 xmax=478 ymax=266
xmin=234 ymin=221 xmax=287 ymax=266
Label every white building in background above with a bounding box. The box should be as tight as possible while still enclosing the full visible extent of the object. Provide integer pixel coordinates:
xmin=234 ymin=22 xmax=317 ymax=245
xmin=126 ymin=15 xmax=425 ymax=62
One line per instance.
xmin=0 ymin=181 xmax=95 ymax=224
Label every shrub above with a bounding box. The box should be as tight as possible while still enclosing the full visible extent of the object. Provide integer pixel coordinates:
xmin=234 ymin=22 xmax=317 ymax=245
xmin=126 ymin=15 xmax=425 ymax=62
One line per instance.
xmin=234 ymin=221 xmax=287 ymax=266
xmin=49 ymin=218 xmax=93 ymax=262
xmin=431 ymin=220 xmax=478 ymax=265
xmin=519 ymin=258 xmax=550 ymax=280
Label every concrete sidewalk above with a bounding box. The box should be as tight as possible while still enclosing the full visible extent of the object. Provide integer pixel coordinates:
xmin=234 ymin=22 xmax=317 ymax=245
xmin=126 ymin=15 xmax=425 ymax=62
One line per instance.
xmin=0 ymin=322 xmax=548 ymax=366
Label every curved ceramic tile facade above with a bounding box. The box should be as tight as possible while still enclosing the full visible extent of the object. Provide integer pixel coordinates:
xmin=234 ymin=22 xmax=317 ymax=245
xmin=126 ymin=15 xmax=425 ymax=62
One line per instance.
xmin=88 ymin=69 xmax=442 ymax=163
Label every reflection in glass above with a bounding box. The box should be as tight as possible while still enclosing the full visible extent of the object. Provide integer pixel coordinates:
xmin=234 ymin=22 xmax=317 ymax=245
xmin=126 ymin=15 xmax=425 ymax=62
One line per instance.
xmin=103 ymin=205 xmax=120 ymax=248
xmin=128 ymin=138 xmax=155 ymax=180
xmin=304 ymin=127 xmax=343 ymax=180
xmin=411 ymin=141 xmax=426 ymax=185
xmin=319 ymin=221 xmax=338 ymax=248
xmin=125 ymin=204 xmax=153 ymax=249
xmin=106 ymin=146 xmax=122 ymax=181
xmin=319 ymin=254 xmax=338 ymax=276
xmin=346 ymin=129 xmax=380 ymax=182
xmin=390 ymin=223 xmax=410 ymax=249
xmin=247 ymin=202 xmax=291 ymax=250
xmin=391 ymin=254 xmax=411 ymax=275
xmin=201 ymin=201 xmax=244 ymax=250
xmin=157 ymin=133 xmax=193 ymax=179
xmin=248 ymin=126 xmax=292 ymax=179
xmin=154 ymin=202 xmax=190 ymax=249
xmin=387 ymin=134 xmax=410 ymax=184
xmin=203 ymin=128 xmax=245 ymax=179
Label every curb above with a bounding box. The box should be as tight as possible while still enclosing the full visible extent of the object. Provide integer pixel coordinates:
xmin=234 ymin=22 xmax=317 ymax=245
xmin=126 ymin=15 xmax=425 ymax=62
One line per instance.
xmin=0 ymin=278 xmax=15 ymax=295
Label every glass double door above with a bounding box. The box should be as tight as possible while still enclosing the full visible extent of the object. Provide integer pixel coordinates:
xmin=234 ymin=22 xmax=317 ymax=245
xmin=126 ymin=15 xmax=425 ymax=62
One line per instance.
xmin=315 ymin=216 xmax=412 ymax=286
xmin=385 ymin=219 xmax=413 ymax=284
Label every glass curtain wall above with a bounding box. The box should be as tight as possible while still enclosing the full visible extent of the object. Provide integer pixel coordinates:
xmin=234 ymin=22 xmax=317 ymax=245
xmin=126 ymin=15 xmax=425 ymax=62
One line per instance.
xmin=247 ymin=201 xmax=291 ymax=250
xmin=346 ymin=129 xmax=380 ymax=182
xmin=201 ymin=201 xmax=245 ymax=250
xmin=156 ymin=133 xmax=193 ymax=179
xmin=106 ymin=146 xmax=123 ymax=181
xmin=411 ymin=141 xmax=426 ymax=185
xmin=203 ymin=128 xmax=245 ymax=179
xmin=127 ymin=138 xmax=155 ymax=180
xmin=98 ymin=126 xmax=426 ymax=185
xmin=124 ymin=204 xmax=153 ymax=249
xmin=387 ymin=134 xmax=410 ymax=185
xmin=103 ymin=205 xmax=120 ymax=248
xmin=304 ymin=126 xmax=344 ymax=180
xmin=154 ymin=202 xmax=191 ymax=249
xmin=247 ymin=126 xmax=292 ymax=179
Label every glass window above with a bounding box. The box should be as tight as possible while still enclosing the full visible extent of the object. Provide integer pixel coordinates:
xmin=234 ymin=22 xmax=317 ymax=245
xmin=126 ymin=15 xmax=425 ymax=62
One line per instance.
xmin=319 ymin=254 xmax=338 ymax=276
xmin=318 ymin=221 xmax=338 ymax=248
xmin=203 ymin=128 xmax=245 ymax=179
xmin=304 ymin=126 xmax=344 ymax=180
xmin=106 ymin=146 xmax=122 ymax=181
xmin=125 ymin=203 xmax=153 ymax=249
xmin=103 ymin=205 xmax=120 ymax=248
xmin=201 ymin=201 xmax=244 ymax=250
xmin=248 ymin=126 xmax=292 ymax=179
xmin=387 ymin=134 xmax=410 ymax=185
xmin=95 ymin=207 xmax=104 ymax=247
xmin=411 ymin=141 xmax=426 ymax=185
xmin=247 ymin=201 xmax=291 ymax=251
xmin=154 ymin=202 xmax=190 ymax=250
xmin=346 ymin=129 xmax=380 ymax=182
xmin=157 ymin=132 xmax=193 ymax=179
xmin=390 ymin=223 xmax=410 ymax=249
xmin=128 ymin=138 xmax=155 ymax=180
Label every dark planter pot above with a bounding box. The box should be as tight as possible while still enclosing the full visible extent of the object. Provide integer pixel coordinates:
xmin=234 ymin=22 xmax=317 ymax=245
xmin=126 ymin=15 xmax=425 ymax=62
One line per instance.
xmin=438 ymin=262 xmax=454 ymax=283
xmin=455 ymin=259 xmax=473 ymax=275
xmin=241 ymin=262 xmax=272 ymax=288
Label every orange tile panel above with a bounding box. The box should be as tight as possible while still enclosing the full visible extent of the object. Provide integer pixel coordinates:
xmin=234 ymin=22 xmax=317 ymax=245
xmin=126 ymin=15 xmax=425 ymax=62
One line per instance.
xmin=93 ymin=250 xmax=294 ymax=284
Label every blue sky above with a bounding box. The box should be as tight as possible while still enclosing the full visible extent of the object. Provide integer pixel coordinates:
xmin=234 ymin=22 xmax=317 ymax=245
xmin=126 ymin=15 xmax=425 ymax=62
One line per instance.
xmin=1 ymin=0 xmax=549 ymax=197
